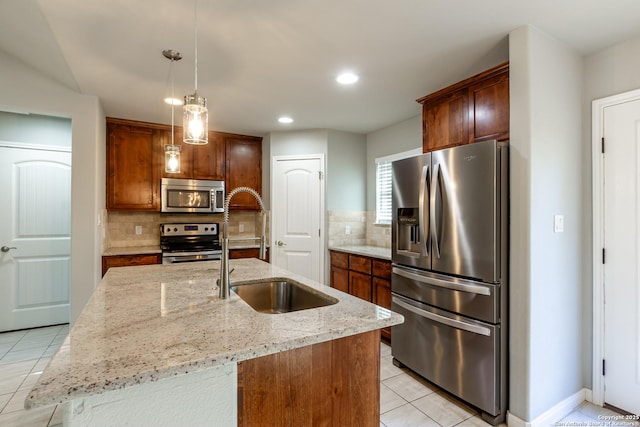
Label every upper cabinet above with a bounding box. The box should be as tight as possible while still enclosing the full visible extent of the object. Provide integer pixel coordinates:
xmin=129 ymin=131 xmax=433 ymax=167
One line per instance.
xmin=417 ymin=62 xmax=509 ymax=152
xmin=106 ymin=117 xmax=262 ymax=211
xmin=225 ymin=137 xmax=263 ymax=210
xmin=106 ymin=120 xmax=161 ymax=211
xmin=159 ymin=128 xmax=225 ymax=181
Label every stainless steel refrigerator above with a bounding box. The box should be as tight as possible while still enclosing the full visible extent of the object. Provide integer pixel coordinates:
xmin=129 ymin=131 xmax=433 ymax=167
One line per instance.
xmin=391 ymin=139 xmax=508 ymax=425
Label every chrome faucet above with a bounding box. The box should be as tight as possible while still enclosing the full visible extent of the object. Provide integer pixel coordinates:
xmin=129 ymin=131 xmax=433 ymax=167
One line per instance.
xmin=219 ymin=187 xmax=267 ymax=299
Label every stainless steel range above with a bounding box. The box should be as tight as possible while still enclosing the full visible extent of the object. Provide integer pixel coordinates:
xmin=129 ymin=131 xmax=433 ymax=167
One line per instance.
xmin=160 ymin=223 xmax=221 ymax=264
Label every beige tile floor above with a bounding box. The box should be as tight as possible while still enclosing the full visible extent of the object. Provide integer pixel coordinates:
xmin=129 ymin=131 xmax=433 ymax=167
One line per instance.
xmin=0 ymin=325 xmax=626 ymax=427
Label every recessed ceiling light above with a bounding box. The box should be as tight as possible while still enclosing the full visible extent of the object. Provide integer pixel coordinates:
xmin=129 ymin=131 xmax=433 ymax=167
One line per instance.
xmin=336 ymin=72 xmax=359 ymax=85
xmin=278 ymin=116 xmax=294 ymax=124
xmin=164 ymin=97 xmax=183 ymax=106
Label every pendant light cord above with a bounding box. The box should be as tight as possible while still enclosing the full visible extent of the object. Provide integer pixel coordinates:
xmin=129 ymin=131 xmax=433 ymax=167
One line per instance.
xmin=194 ymin=0 xmax=198 ymax=94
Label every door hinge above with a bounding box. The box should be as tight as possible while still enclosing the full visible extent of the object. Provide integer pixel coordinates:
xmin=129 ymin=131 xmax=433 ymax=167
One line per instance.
xmin=601 ymin=137 xmax=605 ymax=154
xmin=602 ymin=359 xmax=605 ymax=376
xmin=318 ymin=228 xmax=321 ymax=237
xmin=318 ymin=171 xmax=324 ymax=180
xmin=602 ymin=248 xmax=606 ymax=264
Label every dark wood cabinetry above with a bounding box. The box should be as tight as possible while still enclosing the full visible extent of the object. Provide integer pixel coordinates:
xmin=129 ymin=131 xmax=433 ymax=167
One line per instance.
xmin=106 ymin=118 xmax=262 ymax=212
xmin=238 ymin=330 xmax=380 ymax=426
xmin=106 ymin=121 xmax=161 ymax=211
xmin=101 ymin=254 xmax=161 ymax=277
xmin=225 ymin=137 xmax=263 ymax=210
xmin=229 ymin=247 xmax=270 ymax=262
xmin=418 ymin=62 xmax=509 ymax=152
xmin=159 ymin=128 xmax=225 ymax=181
xmin=329 ymin=250 xmax=392 ymax=341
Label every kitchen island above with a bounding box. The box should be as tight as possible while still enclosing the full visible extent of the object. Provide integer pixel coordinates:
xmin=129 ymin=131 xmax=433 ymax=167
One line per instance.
xmin=25 ymin=259 xmax=402 ymax=426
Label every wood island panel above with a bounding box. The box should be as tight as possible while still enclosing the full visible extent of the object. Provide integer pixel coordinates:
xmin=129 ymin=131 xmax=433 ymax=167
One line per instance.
xmin=237 ymin=330 xmax=381 ymax=427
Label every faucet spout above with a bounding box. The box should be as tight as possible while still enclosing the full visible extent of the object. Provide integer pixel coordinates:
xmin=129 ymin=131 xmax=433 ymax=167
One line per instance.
xmin=219 ymin=187 xmax=267 ymax=299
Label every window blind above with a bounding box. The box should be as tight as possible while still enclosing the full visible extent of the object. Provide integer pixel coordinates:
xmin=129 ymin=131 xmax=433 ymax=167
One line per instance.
xmin=375 ymin=160 xmax=393 ymax=224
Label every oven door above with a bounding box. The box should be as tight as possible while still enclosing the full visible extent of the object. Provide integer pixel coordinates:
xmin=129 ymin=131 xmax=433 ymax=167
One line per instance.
xmin=391 ymin=293 xmax=499 ymax=416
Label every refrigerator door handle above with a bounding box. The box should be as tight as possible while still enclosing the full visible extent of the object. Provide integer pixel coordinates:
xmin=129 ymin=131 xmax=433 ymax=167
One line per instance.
xmin=418 ymin=164 xmax=430 ymax=256
xmin=430 ymin=164 xmax=442 ymax=258
xmin=393 ymin=296 xmax=491 ymax=336
xmin=393 ymin=267 xmax=491 ymax=296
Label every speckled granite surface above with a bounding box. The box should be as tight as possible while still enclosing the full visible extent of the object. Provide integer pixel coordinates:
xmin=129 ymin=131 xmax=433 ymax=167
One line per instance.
xmin=102 ymin=246 xmax=162 ymax=256
xmin=26 ymin=259 xmax=402 ymax=409
xmin=329 ymin=245 xmax=391 ymax=261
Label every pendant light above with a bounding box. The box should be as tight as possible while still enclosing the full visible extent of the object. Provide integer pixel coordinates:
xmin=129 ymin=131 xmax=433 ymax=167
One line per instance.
xmin=183 ymin=0 xmax=208 ymax=145
xmin=163 ymin=49 xmax=182 ymax=173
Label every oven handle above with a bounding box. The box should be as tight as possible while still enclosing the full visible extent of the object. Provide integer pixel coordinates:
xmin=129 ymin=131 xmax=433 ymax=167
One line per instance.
xmin=165 ymin=255 xmax=220 ymax=263
xmin=392 ymin=267 xmax=491 ymax=296
xmin=393 ymin=296 xmax=491 ymax=336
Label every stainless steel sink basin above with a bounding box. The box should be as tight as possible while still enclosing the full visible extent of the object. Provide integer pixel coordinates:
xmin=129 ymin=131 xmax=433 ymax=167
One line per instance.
xmin=231 ymin=279 xmax=338 ymax=314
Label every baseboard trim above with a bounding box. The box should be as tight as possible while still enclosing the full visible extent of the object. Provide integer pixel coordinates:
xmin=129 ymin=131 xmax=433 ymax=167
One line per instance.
xmin=507 ymin=388 xmax=591 ymax=427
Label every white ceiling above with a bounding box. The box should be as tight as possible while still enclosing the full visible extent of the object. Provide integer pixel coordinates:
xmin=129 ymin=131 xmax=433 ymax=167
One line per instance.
xmin=2 ymin=0 xmax=640 ymax=136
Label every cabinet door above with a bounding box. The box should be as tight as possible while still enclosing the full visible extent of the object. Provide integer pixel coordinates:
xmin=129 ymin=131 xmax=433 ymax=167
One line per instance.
xmin=101 ymin=254 xmax=161 ymax=277
xmin=225 ymin=137 xmax=263 ymax=210
xmin=192 ymin=131 xmax=226 ymax=180
xmin=469 ymin=71 xmax=509 ymax=142
xmin=372 ymin=277 xmax=392 ymax=341
xmin=423 ymin=89 xmax=468 ymax=152
xmin=107 ymin=122 xmax=160 ymax=211
xmin=229 ymin=248 xmax=270 ymax=262
xmin=349 ymin=271 xmax=372 ymax=301
xmin=331 ymin=266 xmax=349 ymax=293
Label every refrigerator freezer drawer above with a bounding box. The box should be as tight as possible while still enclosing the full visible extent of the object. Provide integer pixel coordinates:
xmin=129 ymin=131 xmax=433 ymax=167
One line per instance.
xmin=392 ymin=265 xmax=499 ymax=323
xmin=391 ymin=294 xmax=500 ymax=416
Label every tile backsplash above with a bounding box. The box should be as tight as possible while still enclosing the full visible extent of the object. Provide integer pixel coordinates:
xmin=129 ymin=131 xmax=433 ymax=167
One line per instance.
xmin=104 ymin=211 xmax=269 ymax=251
xmin=327 ymin=210 xmax=391 ymax=248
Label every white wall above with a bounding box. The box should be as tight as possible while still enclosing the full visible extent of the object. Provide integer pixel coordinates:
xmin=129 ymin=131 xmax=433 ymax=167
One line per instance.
xmin=365 ymin=115 xmax=422 ymax=210
xmin=509 ymin=25 xmax=584 ymax=422
xmin=0 ymin=50 xmax=105 ymax=324
xmin=327 ymin=130 xmax=366 ymax=211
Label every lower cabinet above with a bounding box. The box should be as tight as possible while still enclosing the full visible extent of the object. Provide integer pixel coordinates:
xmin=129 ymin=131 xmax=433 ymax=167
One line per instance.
xmin=329 ymin=250 xmax=392 ymax=341
xmin=237 ymin=330 xmax=380 ymax=426
xmin=229 ymin=248 xmax=270 ymax=262
xmin=101 ymin=254 xmax=161 ymax=277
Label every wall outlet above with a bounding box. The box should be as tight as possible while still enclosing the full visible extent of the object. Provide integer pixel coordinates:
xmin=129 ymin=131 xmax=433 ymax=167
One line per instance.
xmin=345 ymin=225 xmax=351 ymax=235
xmin=135 ymin=225 xmax=143 ymax=235
xmin=239 ymin=223 xmax=245 ymax=233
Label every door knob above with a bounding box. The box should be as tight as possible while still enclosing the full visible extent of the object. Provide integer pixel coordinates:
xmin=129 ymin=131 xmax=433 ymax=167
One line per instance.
xmin=1 ymin=246 xmax=17 ymax=253
xmin=276 ymin=240 xmax=286 ymax=246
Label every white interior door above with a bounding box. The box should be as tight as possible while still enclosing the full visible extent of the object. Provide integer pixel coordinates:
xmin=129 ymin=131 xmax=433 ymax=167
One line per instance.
xmin=602 ymin=98 xmax=640 ymax=415
xmin=0 ymin=146 xmax=71 ymax=332
xmin=271 ymin=155 xmax=324 ymax=283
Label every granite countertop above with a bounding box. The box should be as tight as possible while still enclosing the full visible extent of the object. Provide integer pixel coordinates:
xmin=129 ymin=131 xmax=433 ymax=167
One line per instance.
xmin=329 ymin=245 xmax=391 ymax=261
xmin=26 ymin=259 xmax=402 ymax=409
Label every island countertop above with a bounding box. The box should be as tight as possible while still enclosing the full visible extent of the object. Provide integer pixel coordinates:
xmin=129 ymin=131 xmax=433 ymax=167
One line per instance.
xmin=26 ymin=259 xmax=403 ymax=409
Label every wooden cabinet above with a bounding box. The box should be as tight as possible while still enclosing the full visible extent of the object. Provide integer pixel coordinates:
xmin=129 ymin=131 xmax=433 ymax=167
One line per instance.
xmin=238 ymin=330 xmax=380 ymax=426
xmin=106 ymin=120 xmax=161 ymax=211
xmin=225 ymin=137 xmax=263 ymax=210
xmin=160 ymin=128 xmax=226 ymax=181
xmin=106 ymin=118 xmax=262 ymax=212
xmin=229 ymin=247 xmax=270 ymax=262
xmin=329 ymin=250 xmax=392 ymax=341
xmin=101 ymin=254 xmax=161 ymax=277
xmin=418 ymin=62 xmax=509 ymax=152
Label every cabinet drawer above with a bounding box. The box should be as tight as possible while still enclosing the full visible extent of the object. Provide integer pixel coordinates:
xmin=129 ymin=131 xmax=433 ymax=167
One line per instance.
xmin=372 ymin=259 xmax=391 ymax=279
xmin=330 ymin=251 xmax=348 ymax=269
xmin=101 ymin=254 xmax=161 ymax=277
xmin=349 ymin=255 xmax=371 ymax=274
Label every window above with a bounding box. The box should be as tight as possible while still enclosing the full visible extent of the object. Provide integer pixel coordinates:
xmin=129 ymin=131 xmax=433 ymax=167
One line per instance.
xmin=375 ymin=148 xmax=422 ymax=224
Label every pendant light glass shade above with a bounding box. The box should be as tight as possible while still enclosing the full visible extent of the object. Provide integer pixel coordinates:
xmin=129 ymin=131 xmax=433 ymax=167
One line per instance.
xmin=164 ymin=144 xmax=181 ymax=173
xmin=183 ymin=94 xmax=208 ymax=144
xmin=183 ymin=0 xmax=208 ymax=145
xmin=163 ymin=49 xmax=182 ymax=173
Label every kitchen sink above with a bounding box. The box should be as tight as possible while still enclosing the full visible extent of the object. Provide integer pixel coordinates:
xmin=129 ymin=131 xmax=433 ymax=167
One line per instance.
xmin=231 ymin=279 xmax=338 ymax=314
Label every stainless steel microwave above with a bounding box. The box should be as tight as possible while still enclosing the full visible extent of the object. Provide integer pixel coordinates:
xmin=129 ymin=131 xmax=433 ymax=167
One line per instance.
xmin=161 ymin=178 xmax=225 ymax=213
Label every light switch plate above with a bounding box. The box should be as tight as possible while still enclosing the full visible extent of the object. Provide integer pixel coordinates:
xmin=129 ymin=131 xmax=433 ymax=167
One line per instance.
xmin=135 ymin=225 xmax=143 ymax=235
xmin=554 ymin=215 xmax=564 ymax=233
xmin=345 ymin=225 xmax=351 ymax=235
